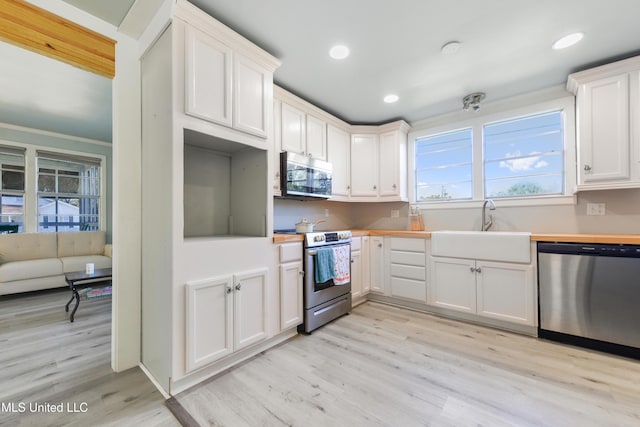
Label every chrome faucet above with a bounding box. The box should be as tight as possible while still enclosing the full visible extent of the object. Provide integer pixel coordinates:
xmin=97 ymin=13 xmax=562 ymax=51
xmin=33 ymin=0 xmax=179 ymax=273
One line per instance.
xmin=481 ymin=199 xmax=496 ymax=231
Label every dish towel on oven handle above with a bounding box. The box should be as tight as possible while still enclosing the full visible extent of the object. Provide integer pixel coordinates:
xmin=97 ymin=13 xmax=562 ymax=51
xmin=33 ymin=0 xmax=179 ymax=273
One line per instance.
xmin=332 ymin=244 xmax=351 ymax=285
xmin=314 ymin=247 xmax=335 ymax=284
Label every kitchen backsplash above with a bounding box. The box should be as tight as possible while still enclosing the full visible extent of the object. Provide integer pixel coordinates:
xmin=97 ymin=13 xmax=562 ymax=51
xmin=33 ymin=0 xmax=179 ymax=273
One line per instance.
xmin=275 ymin=189 xmax=640 ymax=234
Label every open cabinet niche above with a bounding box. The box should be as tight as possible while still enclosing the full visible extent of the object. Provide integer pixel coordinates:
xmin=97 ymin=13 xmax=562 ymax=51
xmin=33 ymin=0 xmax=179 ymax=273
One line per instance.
xmin=183 ymin=128 xmax=267 ymax=238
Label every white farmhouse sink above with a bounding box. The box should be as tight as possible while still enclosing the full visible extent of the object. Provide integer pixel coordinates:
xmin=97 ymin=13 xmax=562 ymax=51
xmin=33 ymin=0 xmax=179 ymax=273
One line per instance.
xmin=431 ymin=230 xmax=531 ymax=263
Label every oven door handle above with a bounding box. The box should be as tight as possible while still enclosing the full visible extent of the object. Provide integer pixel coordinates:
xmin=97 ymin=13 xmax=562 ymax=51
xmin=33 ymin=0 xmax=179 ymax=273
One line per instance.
xmin=308 ymin=250 xmax=318 ymax=256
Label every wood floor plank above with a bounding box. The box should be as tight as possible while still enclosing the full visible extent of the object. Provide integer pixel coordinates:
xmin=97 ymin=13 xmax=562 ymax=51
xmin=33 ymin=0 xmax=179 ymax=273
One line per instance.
xmin=0 ymin=289 xmax=179 ymax=426
xmin=177 ymin=301 xmax=640 ymax=427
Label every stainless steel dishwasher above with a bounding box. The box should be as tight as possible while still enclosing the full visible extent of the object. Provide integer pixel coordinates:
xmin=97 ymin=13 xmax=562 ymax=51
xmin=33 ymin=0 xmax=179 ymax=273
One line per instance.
xmin=538 ymin=242 xmax=640 ymax=358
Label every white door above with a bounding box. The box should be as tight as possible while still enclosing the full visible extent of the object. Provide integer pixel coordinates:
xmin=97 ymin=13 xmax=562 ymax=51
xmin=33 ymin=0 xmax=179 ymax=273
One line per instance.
xmin=234 ymin=269 xmax=268 ymax=350
xmin=279 ymin=262 xmax=303 ymax=331
xmin=233 ymin=53 xmax=269 ymax=138
xmin=429 ymin=256 xmax=476 ymax=313
xmin=378 ymin=130 xmax=400 ymax=196
xmin=351 ymin=134 xmax=379 ymax=197
xmin=579 ymin=73 xmax=630 ymax=183
xmin=185 ymin=276 xmax=233 ymax=372
xmin=306 ymin=114 xmax=327 ymax=160
xmin=369 ymin=236 xmax=385 ymax=293
xmin=184 ymin=26 xmax=232 ymax=127
xmin=281 ymin=103 xmax=306 ymax=155
xmin=476 ymin=261 xmax=535 ymax=325
xmin=327 ymin=125 xmax=351 ymax=198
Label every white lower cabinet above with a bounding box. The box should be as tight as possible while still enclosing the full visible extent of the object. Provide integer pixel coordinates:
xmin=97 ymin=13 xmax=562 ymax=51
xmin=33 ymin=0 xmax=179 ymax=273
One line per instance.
xmin=389 ymin=237 xmax=427 ymax=302
xmin=369 ymin=236 xmax=385 ymax=294
xmin=277 ymin=242 xmax=303 ymax=331
xmin=350 ymin=236 xmax=370 ymax=305
xmin=429 ymin=256 xmax=535 ymax=326
xmin=185 ymin=268 xmax=268 ymax=372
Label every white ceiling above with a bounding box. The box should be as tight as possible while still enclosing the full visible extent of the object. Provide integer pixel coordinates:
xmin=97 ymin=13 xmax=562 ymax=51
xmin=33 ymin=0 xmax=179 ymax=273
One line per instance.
xmin=3 ymin=0 xmax=640 ymax=141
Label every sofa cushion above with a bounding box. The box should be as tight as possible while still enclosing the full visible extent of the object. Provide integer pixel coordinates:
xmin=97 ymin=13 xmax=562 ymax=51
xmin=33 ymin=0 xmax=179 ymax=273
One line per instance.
xmin=57 ymin=231 xmax=106 ymax=257
xmin=0 ymin=233 xmax=58 ymax=264
xmin=0 ymin=258 xmax=63 ymax=282
xmin=60 ymin=255 xmax=112 ymax=274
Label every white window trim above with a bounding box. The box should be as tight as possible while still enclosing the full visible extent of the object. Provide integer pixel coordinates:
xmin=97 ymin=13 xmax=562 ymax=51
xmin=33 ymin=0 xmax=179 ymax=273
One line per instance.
xmin=408 ymin=95 xmax=576 ymax=209
xmin=0 ymin=139 xmax=106 ymax=233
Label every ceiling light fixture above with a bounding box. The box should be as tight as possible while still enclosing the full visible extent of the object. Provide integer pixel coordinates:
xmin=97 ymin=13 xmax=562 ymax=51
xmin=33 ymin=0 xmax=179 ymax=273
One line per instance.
xmin=384 ymin=94 xmax=399 ymax=103
xmin=552 ymin=32 xmax=584 ymax=50
xmin=441 ymin=41 xmax=462 ymax=55
xmin=463 ymin=92 xmax=485 ymax=112
xmin=329 ymin=45 xmax=350 ymax=60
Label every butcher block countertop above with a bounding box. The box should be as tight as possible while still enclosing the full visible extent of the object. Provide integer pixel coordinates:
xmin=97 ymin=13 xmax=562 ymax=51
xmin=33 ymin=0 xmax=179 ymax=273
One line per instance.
xmin=273 ymin=230 xmax=640 ymax=245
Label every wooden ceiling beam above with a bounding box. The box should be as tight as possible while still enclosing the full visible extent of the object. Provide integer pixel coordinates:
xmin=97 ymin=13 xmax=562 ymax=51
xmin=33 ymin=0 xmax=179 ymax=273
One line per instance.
xmin=0 ymin=0 xmax=115 ymax=79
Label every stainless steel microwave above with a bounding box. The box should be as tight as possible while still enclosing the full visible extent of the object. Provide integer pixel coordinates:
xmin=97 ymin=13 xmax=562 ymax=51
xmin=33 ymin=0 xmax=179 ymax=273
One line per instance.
xmin=280 ymin=152 xmax=332 ymax=199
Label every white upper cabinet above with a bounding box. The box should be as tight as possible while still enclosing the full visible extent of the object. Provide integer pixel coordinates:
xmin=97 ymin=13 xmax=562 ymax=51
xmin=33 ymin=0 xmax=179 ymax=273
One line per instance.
xmin=379 ymin=129 xmax=407 ymax=198
xmin=181 ymin=13 xmax=278 ymax=139
xmin=280 ymin=101 xmax=328 ymax=160
xmin=233 ymin=53 xmax=270 ymax=138
xmin=350 ymin=133 xmax=379 ymax=197
xmin=185 ymin=25 xmax=232 ymax=127
xmin=568 ymin=56 xmax=640 ymax=190
xmin=327 ymin=124 xmax=351 ymax=199
xmin=280 ymin=102 xmax=306 ymax=154
xmin=306 ymin=114 xmax=327 ymax=160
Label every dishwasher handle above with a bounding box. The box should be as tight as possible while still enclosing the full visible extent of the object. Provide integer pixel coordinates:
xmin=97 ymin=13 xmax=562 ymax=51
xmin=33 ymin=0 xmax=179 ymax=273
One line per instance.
xmin=537 ymin=242 xmax=640 ymax=257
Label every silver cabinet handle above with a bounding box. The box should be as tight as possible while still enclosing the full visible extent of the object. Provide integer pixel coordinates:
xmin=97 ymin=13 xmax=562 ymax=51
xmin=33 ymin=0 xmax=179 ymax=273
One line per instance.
xmin=235 ymin=283 xmax=241 ymax=291
xmin=308 ymin=153 xmax=312 ymax=157
xmin=226 ymin=286 xmax=232 ymax=294
xmin=475 ymin=267 xmax=482 ymax=273
xmin=378 ymin=243 xmax=382 ymax=248
xmin=373 ymin=185 xmax=377 ymax=190
xmin=392 ymin=184 xmax=397 ymax=189
xmin=470 ymin=266 xmax=475 ymax=273
xmin=298 ymin=271 xmax=304 ymax=276
xmin=584 ymin=164 xmax=592 ymax=172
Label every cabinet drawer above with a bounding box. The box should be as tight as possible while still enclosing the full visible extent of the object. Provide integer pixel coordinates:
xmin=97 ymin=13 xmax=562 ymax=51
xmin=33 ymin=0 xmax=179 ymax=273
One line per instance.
xmin=279 ymin=243 xmax=302 ymax=263
xmin=391 ymin=277 xmax=427 ymax=301
xmin=390 ymin=263 xmax=426 ymax=281
xmin=390 ymin=250 xmax=425 ymax=266
xmin=390 ymin=237 xmax=425 ymax=252
xmin=351 ymin=237 xmax=362 ymax=251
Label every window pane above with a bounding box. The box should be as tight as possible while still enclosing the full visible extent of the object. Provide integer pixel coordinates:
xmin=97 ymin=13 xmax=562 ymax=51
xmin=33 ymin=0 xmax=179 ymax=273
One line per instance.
xmin=0 ymin=195 xmax=23 ymax=233
xmin=38 ymin=174 xmax=56 ymax=192
xmin=59 ymin=175 xmax=80 ymax=193
xmin=484 ymin=111 xmax=564 ymax=198
xmin=2 ymin=169 xmax=24 ymax=191
xmin=415 ymin=129 xmax=472 ymax=201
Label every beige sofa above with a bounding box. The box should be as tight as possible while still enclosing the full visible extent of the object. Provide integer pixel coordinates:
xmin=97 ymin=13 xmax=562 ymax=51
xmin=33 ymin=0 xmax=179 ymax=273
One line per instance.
xmin=0 ymin=231 xmax=112 ymax=296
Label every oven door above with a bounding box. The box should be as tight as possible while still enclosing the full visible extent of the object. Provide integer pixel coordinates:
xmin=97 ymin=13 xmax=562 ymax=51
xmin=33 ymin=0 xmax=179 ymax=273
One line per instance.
xmin=304 ymin=243 xmax=351 ymax=309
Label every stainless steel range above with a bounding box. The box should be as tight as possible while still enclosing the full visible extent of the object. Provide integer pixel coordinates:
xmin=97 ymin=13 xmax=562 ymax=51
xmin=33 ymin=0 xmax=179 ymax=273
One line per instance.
xmin=300 ymin=230 xmax=352 ymax=333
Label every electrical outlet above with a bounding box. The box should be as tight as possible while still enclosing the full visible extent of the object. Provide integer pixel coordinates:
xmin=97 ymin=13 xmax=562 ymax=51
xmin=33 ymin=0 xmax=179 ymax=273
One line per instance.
xmin=391 ymin=209 xmax=400 ymax=218
xmin=587 ymin=203 xmax=606 ymax=216
xmin=324 ymin=208 xmax=330 ymax=217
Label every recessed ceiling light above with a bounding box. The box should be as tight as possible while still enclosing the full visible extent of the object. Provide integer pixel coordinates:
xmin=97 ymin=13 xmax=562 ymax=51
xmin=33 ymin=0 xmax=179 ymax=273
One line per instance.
xmin=441 ymin=41 xmax=462 ymax=55
xmin=384 ymin=94 xmax=399 ymax=104
xmin=329 ymin=45 xmax=350 ymax=60
xmin=552 ymin=32 xmax=584 ymax=50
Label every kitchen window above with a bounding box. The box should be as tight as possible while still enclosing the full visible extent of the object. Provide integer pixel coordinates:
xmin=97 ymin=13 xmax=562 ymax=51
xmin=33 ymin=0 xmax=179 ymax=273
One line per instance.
xmin=415 ymin=128 xmax=472 ymax=201
xmin=409 ymin=95 xmax=576 ymax=207
xmin=37 ymin=151 xmax=101 ymax=232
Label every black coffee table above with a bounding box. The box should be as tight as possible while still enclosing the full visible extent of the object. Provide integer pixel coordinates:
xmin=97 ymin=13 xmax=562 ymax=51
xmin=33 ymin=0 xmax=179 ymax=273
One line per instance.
xmin=64 ymin=268 xmax=112 ymax=322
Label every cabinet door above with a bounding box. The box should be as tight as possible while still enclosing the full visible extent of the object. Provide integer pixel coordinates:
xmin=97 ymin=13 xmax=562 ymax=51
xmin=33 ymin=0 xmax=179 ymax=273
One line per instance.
xmin=379 ymin=130 xmax=400 ymax=197
xmin=361 ymin=236 xmax=371 ymax=293
xmin=579 ymin=74 xmax=630 ymax=183
xmin=281 ymin=103 xmax=306 ymax=155
xmin=184 ymin=26 xmax=232 ymax=127
xmin=185 ymin=276 xmax=233 ymax=372
xmin=476 ymin=261 xmax=535 ymax=325
xmin=279 ymin=262 xmax=303 ymax=331
xmin=273 ymin=99 xmax=282 ymax=194
xmin=234 ymin=269 xmax=268 ymax=350
xmin=306 ymin=114 xmax=327 ymax=160
xmin=429 ymin=257 xmax=476 ymax=313
xmin=351 ymin=134 xmax=379 ymax=197
xmin=327 ymin=125 xmax=351 ymax=198
xmin=350 ymin=249 xmax=362 ymax=302
xmin=233 ymin=53 xmax=270 ymax=138
xmin=370 ymin=236 xmax=385 ymax=293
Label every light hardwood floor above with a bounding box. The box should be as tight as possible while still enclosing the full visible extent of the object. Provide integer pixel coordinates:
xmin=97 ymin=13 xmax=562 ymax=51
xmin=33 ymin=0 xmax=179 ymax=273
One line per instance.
xmin=176 ymin=302 xmax=640 ymax=427
xmin=0 ymin=288 xmax=179 ymax=427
